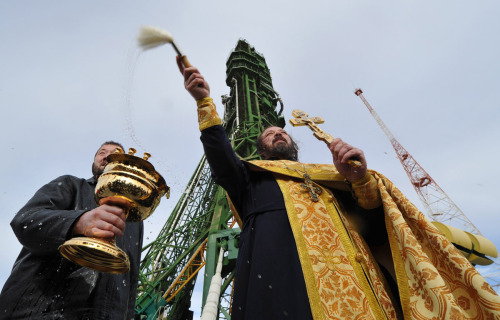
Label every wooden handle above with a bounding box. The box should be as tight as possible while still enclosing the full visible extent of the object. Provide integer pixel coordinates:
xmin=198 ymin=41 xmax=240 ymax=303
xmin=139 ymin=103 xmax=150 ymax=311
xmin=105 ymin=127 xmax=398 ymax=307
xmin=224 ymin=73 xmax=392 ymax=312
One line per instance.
xmin=181 ymin=55 xmax=192 ymax=68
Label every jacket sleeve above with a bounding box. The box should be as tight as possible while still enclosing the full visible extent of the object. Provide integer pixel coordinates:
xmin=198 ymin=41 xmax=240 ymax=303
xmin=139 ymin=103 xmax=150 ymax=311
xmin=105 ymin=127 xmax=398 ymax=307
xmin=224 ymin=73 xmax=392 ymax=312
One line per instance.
xmin=127 ymin=222 xmax=144 ymax=319
xmin=10 ymin=175 xmax=89 ymax=256
xmin=197 ymin=98 xmax=249 ymax=213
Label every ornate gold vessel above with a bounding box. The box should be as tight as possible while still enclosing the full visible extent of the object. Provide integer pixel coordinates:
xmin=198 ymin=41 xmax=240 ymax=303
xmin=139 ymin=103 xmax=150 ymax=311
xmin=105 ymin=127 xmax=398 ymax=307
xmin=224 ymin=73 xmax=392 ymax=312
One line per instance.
xmin=59 ymin=148 xmax=169 ymax=274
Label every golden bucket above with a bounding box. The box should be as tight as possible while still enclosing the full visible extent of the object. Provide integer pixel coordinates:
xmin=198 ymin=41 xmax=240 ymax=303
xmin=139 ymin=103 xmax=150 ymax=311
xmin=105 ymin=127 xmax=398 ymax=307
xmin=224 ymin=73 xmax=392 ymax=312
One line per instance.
xmin=59 ymin=148 xmax=169 ymax=273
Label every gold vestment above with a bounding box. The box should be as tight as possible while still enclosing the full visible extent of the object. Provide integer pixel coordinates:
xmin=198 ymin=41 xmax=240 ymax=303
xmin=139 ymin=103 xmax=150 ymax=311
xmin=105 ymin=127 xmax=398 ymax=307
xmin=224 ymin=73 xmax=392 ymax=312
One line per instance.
xmin=245 ymin=160 xmax=500 ymax=320
xmin=196 ymin=96 xmax=500 ymax=319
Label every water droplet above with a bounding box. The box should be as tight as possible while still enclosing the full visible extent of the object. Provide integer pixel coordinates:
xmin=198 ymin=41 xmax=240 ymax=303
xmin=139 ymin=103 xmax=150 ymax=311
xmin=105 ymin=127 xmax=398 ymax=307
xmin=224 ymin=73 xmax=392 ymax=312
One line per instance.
xmin=257 ymin=274 xmax=261 ymax=279
xmin=246 ymin=260 xmax=250 ymax=264
xmin=58 ymin=182 xmax=62 ymax=186
xmin=268 ymin=285 xmax=272 ymax=289
xmin=23 ymin=226 xmax=27 ymax=229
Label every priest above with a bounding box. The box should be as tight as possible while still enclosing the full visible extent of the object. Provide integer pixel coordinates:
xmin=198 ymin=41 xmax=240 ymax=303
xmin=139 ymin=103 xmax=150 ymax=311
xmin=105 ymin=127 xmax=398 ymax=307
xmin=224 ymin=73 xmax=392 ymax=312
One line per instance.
xmin=177 ymin=57 xmax=500 ymax=320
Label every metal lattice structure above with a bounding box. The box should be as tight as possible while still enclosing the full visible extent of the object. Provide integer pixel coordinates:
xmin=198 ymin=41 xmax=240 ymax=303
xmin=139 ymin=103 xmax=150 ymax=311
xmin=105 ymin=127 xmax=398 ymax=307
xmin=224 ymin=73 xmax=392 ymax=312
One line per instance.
xmin=354 ymin=89 xmax=482 ymax=234
xmin=134 ymin=39 xmax=285 ymax=319
xmin=354 ymin=88 xmax=499 ymax=290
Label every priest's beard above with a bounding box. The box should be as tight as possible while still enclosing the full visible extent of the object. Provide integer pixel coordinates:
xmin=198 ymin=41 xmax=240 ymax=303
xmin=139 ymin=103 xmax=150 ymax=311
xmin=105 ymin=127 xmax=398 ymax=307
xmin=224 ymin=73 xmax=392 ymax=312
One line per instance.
xmin=265 ymin=142 xmax=298 ymax=161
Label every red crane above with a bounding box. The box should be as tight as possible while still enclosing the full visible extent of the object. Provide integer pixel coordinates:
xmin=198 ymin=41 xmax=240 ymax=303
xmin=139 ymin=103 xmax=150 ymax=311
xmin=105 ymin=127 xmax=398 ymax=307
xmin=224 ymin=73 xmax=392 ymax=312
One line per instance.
xmin=354 ymin=88 xmax=481 ymax=234
xmin=354 ymin=89 xmax=499 ymax=289
xmin=354 ymin=89 xmax=500 ymax=290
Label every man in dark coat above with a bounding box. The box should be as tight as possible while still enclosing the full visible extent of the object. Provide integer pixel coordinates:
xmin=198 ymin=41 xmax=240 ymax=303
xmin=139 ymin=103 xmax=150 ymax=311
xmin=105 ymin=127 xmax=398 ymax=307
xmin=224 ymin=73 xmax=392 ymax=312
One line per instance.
xmin=0 ymin=141 xmax=143 ymax=320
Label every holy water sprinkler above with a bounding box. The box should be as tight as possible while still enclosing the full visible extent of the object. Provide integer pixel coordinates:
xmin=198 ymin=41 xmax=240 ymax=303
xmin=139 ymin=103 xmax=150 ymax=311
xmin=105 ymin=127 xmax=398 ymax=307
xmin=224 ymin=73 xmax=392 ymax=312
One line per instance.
xmin=137 ymin=25 xmax=192 ymax=67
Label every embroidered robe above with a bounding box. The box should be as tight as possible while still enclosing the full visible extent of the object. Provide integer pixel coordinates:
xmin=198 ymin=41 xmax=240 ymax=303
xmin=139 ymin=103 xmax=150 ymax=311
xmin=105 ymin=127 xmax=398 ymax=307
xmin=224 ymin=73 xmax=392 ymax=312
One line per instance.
xmin=198 ymin=97 xmax=500 ymax=320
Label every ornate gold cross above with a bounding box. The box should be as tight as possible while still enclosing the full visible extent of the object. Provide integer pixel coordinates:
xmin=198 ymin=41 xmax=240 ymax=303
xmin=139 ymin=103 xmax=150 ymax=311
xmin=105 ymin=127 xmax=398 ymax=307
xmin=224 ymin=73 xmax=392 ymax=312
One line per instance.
xmin=289 ymin=109 xmax=361 ymax=168
xmin=301 ymin=173 xmax=322 ymax=202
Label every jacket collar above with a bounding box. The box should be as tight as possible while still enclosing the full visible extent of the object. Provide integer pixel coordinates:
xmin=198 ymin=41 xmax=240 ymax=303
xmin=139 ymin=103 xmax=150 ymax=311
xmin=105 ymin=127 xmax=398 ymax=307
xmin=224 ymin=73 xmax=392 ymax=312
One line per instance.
xmin=86 ymin=176 xmax=98 ymax=185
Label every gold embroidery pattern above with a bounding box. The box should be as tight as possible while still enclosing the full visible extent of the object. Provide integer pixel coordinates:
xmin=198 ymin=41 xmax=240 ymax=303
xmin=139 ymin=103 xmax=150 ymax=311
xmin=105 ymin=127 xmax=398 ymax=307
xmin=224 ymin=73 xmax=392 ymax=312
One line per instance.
xmin=196 ymin=97 xmax=222 ymax=131
xmin=247 ymin=161 xmax=500 ymax=319
xmin=351 ymin=173 xmax=382 ymax=209
xmin=318 ymin=248 xmax=342 ymax=271
xmin=374 ymin=172 xmax=500 ymax=319
xmin=345 ymin=221 xmax=399 ymax=319
xmin=251 ymin=160 xmax=382 ymax=209
xmin=282 ymin=178 xmax=380 ymax=319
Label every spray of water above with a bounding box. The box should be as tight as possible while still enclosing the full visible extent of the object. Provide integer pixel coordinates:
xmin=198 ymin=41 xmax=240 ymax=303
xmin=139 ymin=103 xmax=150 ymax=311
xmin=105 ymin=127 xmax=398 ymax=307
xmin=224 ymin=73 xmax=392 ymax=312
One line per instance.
xmin=121 ymin=40 xmax=186 ymax=210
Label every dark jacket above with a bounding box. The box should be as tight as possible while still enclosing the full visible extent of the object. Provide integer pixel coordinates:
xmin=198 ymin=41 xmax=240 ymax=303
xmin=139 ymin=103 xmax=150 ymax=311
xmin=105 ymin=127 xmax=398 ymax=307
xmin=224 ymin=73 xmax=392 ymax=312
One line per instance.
xmin=0 ymin=175 xmax=143 ymax=320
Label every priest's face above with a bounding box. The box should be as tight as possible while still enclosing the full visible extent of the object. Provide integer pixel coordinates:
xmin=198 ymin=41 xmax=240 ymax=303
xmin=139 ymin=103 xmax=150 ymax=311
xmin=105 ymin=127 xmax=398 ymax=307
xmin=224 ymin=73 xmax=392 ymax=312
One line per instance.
xmin=92 ymin=144 xmax=122 ymax=178
xmin=257 ymin=126 xmax=298 ymax=161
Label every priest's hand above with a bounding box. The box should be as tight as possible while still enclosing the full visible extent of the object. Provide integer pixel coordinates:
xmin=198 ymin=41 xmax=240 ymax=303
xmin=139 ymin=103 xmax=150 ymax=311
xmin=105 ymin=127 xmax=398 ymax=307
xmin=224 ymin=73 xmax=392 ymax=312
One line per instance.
xmin=177 ymin=56 xmax=210 ymax=100
xmin=72 ymin=204 xmax=127 ymax=238
xmin=329 ymin=138 xmax=368 ymax=182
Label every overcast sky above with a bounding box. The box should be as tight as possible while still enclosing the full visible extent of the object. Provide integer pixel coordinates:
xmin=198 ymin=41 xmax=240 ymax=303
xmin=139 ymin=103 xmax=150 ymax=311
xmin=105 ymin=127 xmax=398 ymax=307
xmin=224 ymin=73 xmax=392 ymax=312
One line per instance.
xmin=1 ymin=0 xmax=499 ymax=314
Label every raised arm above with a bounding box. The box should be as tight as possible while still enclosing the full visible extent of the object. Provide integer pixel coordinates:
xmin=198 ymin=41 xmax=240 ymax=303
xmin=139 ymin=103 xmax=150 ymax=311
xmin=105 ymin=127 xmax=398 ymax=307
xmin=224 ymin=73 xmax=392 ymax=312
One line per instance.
xmin=177 ymin=57 xmax=249 ymax=211
xmin=177 ymin=56 xmax=210 ymax=100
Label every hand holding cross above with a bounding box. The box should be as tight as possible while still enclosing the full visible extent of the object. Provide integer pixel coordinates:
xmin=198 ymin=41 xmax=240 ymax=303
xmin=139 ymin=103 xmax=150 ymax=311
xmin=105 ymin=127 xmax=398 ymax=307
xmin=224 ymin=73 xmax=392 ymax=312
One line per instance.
xmin=289 ymin=110 xmax=362 ymax=168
